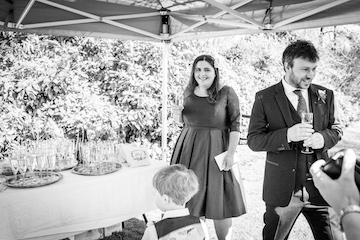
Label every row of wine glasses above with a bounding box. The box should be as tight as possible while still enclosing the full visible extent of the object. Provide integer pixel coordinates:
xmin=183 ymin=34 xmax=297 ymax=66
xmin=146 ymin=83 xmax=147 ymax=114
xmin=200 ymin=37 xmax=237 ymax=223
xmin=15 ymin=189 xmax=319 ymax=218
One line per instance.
xmin=77 ymin=141 xmax=121 ymax=174
xmin=7 ymin=139 xmax=76 ymax=186
xmin=9 ymin=152 xmax=56 ymax=186
xmin=53 ymin=139 xmax=77 ymax=170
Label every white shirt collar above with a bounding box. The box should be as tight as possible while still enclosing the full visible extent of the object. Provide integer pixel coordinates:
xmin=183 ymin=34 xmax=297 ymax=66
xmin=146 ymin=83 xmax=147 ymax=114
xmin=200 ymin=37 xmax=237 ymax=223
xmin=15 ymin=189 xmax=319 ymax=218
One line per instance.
xmin=281 ymin=79 xmax=309 ymax=111
xmin=282 ymin=78 xmax=307 ymax=95
xmin=162 ymin=208 xmax=190 ymax=220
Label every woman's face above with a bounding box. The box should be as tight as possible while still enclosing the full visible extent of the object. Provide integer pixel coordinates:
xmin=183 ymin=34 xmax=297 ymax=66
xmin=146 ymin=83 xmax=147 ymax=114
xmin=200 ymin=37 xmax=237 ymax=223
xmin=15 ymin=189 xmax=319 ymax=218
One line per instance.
xmin=194 ymin=60 xmax=216 ymax=89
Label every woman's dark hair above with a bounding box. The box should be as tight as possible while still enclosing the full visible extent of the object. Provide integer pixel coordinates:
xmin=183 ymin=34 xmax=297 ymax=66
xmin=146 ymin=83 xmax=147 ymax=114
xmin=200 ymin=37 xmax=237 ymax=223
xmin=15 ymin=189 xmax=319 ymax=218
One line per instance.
xmin=185 ymin=54 xmax=220 ymax=103
xmin=282 ymin=40 xmax=319 ymax=71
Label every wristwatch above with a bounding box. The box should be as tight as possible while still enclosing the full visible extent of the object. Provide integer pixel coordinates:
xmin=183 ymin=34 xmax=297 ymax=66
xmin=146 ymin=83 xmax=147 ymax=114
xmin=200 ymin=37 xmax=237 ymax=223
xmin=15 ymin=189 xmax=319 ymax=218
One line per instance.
xmin=339 ymin=205 xmax=360 ymax=231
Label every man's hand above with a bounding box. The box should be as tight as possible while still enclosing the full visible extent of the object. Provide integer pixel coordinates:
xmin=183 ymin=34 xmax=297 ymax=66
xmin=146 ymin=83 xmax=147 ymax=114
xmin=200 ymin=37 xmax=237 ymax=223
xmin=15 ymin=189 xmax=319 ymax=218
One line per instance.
xmin=287 ymin=123 xmax=314 ymax=142
xmin=310 ymin=149 xmax=359 ymax=213
xmin=304 ymin=132 xmax=324 ymax=149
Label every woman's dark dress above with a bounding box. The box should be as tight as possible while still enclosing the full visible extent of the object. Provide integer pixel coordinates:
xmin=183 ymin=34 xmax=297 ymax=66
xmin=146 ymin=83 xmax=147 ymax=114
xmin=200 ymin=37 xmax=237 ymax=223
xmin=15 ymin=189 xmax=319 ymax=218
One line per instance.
xmin=171 ymin=86 xmax=246 ymax=219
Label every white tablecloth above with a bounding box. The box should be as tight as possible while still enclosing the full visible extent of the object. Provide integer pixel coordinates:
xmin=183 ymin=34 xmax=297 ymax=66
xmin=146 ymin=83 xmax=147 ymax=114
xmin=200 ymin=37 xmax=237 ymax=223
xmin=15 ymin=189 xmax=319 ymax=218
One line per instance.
xmin=0 ymin=160 xmax=166 ymax=240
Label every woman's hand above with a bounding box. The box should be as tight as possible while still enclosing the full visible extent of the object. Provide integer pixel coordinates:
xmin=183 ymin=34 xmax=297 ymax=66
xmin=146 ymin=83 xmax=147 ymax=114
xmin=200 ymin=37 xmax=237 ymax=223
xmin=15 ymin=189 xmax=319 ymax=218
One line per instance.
xmin=171 ymin=105 xmax=184 ymax=123
xmin=223 ymin=153 xmax=235 ymax=171
xmin=171 ymin=105 xmax=184 ymax=113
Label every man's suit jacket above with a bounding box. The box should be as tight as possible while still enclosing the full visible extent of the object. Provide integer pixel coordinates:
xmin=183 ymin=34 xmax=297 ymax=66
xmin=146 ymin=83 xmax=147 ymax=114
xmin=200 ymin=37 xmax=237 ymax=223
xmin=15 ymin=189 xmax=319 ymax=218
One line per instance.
xmin=247 ymin=81 xmax=343 ymax=207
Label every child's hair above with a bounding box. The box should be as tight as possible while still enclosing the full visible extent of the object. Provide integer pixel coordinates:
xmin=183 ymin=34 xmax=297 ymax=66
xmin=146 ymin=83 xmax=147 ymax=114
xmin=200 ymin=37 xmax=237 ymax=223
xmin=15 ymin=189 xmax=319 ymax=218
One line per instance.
xmin=153 ymin=164 xmax=199 ymax=206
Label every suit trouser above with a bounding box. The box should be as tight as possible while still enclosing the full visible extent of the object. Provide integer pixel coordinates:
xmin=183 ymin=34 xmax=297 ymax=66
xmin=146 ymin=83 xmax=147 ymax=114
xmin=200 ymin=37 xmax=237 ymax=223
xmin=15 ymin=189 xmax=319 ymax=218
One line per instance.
xmin=262 ymin=181 xmax=344 ymax=240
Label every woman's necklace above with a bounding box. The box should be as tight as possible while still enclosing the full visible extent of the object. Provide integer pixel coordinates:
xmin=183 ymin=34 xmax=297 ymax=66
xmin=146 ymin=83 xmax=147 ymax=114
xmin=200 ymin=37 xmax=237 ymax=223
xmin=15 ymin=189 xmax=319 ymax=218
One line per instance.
xmin=194 ymin=86 xmax=208 ymax=97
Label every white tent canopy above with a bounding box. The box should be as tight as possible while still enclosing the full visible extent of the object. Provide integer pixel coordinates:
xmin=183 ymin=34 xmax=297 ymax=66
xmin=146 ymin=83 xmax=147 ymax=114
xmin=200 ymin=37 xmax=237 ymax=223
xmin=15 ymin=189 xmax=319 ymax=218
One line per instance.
xmin=1 ymin=0 xmax=360 ymax=42
xmin=1 ymin=0 xmax=360 ymax=160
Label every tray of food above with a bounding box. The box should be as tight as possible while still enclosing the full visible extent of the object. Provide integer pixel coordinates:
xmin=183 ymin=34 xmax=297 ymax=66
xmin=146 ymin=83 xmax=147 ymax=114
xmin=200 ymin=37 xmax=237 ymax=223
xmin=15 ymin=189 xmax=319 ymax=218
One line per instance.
xmin=4 ymin=172 xmax=63 ymax=188
xmin=72 ymin=162 xmax=122 ymax=176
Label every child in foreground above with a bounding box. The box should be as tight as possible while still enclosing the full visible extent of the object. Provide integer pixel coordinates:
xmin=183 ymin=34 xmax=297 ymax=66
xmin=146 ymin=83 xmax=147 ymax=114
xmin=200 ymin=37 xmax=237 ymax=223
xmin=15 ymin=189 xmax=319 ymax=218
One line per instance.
xmin=141 ymin=164 xmax=209 ymax=240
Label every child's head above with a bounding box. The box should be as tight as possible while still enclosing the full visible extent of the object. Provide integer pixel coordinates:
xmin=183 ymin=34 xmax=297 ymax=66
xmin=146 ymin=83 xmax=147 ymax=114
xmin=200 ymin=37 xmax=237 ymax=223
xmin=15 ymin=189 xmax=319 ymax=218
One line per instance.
xmin=153 ymin=164 xmax=199 ymax=207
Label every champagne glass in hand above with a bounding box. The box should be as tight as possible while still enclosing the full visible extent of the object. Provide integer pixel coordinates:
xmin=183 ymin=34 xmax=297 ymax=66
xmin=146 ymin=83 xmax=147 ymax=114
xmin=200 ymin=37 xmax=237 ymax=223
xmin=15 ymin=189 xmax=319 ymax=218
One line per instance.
xmin=172 ymin=94 xmax=183 ymax=124
xmin=301 ymin=112 xmax=314 ymax=154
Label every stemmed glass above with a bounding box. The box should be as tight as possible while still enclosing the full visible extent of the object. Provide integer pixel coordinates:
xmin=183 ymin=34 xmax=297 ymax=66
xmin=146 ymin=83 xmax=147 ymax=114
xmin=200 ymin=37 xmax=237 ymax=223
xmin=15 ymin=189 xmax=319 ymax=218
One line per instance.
xmin=10 ymin=158 xmax=19 ymax=183
xmin=55 ymin=140 xmax=67 ymax=170
xmin=301 ymin=112 xmax=314 ymax=154
xmin=172 ymin=94 xmax=183 ymax=124
xmin=47 ymin=153 xmax=56 ymax=180
xmin=17 ymin=154 xmax=28 ymax=185
xmin=27 ymin=154 xmax=37 ymax=183
xmin=36 ymin=153 xmax=46 ymax=183
xmin=91 ymin=145 xmax=102 ymax=173
xmin=65 ymin=140 xmax=76 ymax=167
xmin=102 ymin=142 xmax=110 ymax=171
xmin=43 ymin=154 xmax=50 ymax=181
xmin=81 ymin=144 xmax=90 ymax=173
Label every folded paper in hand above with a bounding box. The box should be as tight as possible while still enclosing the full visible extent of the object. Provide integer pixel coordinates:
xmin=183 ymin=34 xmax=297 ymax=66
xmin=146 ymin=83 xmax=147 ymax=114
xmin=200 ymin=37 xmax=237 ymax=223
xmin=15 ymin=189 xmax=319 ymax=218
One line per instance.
xmin=214 ymin=151 xmax=240 ymax=171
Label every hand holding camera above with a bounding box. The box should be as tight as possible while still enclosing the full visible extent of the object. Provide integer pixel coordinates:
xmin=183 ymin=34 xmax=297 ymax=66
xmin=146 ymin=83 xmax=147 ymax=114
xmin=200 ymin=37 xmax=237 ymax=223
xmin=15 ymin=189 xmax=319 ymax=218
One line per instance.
xmin=310 ymin=149 xmax=360 ymax=214
xmin=321 ymin=150 xmax=360 ymax=191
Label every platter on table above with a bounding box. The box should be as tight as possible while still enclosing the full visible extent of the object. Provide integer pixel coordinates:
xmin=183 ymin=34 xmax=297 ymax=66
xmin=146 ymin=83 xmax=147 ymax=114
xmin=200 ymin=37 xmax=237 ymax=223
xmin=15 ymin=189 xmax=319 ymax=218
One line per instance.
xmin=54 ymin=159 xmax=78 ymax=171
xmin=72 ymin=162 xmax=122 ymax=176
xmin=0 ymin=163 xmax=13 ymax=176
xmin=4 ymin=172 xmax=63 ymax=188
xmin=0 ymin=175 xmax=8 ymax=192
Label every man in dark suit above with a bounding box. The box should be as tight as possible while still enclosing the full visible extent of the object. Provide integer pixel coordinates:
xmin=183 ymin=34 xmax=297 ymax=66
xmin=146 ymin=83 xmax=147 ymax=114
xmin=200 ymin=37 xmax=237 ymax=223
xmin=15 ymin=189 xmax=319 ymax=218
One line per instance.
xmin=247 ymin=40 xmax=343 ymax=240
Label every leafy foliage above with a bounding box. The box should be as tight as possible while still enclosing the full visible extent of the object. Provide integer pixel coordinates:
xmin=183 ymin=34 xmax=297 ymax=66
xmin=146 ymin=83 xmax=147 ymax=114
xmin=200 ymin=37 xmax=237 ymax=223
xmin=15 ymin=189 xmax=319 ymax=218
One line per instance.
xmin=1 ymin=25 xmax=360 ymax=161
xmin=0 ymin=33 xmax=167 ymax=160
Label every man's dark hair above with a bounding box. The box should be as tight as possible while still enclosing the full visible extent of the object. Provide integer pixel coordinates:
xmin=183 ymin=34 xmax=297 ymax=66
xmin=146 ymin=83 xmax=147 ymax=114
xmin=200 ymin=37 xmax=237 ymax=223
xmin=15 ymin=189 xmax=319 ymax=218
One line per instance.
xmin=282 ymin=40 xmax=319 ymax=70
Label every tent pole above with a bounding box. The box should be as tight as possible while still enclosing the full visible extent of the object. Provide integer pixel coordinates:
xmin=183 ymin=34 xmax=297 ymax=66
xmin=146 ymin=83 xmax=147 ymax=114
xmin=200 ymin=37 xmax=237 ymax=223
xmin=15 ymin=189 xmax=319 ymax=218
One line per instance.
xmin=161 ymin=41 xmax=169 ymax=162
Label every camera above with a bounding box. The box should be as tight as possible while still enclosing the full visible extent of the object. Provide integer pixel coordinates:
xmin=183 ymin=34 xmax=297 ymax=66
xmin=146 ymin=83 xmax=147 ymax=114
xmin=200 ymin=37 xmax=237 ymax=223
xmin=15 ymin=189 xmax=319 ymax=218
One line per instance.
xmin=321 ymin=152 xmax=360 ymax=191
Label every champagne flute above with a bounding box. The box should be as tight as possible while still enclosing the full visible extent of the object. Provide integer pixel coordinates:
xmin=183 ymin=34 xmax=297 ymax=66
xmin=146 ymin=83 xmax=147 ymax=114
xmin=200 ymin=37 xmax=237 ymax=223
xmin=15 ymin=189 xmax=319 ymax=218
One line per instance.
xmin=92 ymin=144 xmax=102 ymax=174
xmin=43 ymin=154 xmax=50 ymax=181
xmin=47 ymin=154 xmax=56 ymax=180
xmin=59 ymin=143 xmax=69 ymax=169
xmin=66 ymin=140 xmax=76 ymax=167
xmin=36 ymin=153 xmax=46 ymax=183
xmin=10 ymin=159 xmax=19 ymax=183
xmin=17 ymin=155 xmax=27 ymax=186
xmin=81 ymin=143 xmax=91 ymax=173
xmin=172 ymin=94 xmax=183 ymax=124
xmin=301 ymin=112 xmax=314 ymax=154
xmin=55 ymin=150 xmax=63 ymax=171
xmin=27 ymin=154 xmax=37 ymax=183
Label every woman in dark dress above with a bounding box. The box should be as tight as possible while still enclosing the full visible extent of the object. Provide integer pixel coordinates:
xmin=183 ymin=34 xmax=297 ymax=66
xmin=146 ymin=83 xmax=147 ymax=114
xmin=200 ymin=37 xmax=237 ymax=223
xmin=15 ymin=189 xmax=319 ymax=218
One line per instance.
xmin=171 ymin=55 xmax=246 ymax=240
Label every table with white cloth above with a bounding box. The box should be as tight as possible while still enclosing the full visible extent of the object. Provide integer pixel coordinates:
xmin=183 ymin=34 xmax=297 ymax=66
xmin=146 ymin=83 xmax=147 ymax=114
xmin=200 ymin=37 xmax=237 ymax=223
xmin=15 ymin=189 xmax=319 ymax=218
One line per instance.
xmin=0 ymin=160 xmax=166 ymax=240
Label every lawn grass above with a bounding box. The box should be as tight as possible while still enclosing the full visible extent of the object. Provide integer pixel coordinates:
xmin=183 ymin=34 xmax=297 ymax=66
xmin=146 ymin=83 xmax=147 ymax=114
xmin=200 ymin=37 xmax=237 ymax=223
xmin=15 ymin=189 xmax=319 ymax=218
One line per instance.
xmin=98 ymin=218 xmax=145 ymax=240
xmin=103 ymin=122 xmax=359 ymax=240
